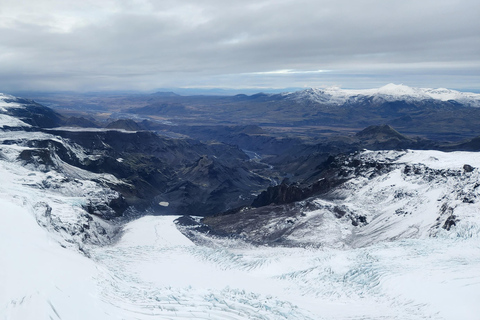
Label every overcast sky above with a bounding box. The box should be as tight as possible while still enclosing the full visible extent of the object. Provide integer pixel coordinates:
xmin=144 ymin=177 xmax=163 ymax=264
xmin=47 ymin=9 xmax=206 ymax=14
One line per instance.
xmin=0 ymin=0 xmax=479 ymax=92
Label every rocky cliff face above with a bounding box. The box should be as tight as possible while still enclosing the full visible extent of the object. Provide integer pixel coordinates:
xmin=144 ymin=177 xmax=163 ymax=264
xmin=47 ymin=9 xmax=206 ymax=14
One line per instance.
xmin=43 ymin=128 xmax=271 ymax=215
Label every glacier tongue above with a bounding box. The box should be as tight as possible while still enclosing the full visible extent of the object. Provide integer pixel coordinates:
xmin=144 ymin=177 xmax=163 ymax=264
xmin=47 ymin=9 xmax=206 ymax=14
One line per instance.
xmin=90 ymin=216 xmax=480 ymax=320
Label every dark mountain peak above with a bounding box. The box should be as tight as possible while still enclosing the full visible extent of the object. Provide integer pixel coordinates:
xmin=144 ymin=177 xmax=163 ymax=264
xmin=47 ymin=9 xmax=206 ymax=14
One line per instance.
xmin=233 ymin=92 xmax=273 ymax=101
xmin=105 ymin=119 xmax=143 ymax=131
xmin=239 ymin=125 xmax=266 ymax=135
xmin=450 ymin=136 xmax=480 ymax=151
xmin=194 ymin=154 xmax=215 ymax=168
xmin=251 ymin=93 xmax=269 ymax=98
xmin=356 ymin=124 xmax=407 ymax=141
xmin=64 ymin=116 xmax=99 ymax=128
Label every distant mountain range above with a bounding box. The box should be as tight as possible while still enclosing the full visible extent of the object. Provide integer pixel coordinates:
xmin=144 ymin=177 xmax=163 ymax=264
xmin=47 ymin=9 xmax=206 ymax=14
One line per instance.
xmin=283 ymin=83 xmax=480 ymax=107
xmin=15 ymin=84 xmax=480 ymax=141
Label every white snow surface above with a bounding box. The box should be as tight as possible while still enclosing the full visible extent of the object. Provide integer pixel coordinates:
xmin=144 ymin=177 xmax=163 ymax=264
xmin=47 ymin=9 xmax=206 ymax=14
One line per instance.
xmin=47 ymin=127 xmax=139 ymax=133
xmin=286 ymin=83 xmax=480 ymax=107
xmin=2 ymin=148 xmax=480 ymax=319
xmin=0 ymin=94 xmax=31 ymax=127
xmin=0 ymin=114 xmax=31 ymax=128
xmin=282 ymin=149 xmax=480 ymax=248
xmin=0 ymin=93 xmax=24 ymax=111
xmin=3 ymin=213 xmax=480 ymax=320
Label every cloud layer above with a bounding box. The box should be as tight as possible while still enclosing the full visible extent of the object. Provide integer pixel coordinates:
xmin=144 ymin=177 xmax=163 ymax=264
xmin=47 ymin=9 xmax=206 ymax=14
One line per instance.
xmin=0 ymin=0 xmax=479 ymax=92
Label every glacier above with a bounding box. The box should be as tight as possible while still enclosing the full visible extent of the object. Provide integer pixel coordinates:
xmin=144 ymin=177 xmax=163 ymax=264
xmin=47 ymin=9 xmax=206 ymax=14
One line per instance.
xmin=3 ymin=209 xmax=480 ymax=319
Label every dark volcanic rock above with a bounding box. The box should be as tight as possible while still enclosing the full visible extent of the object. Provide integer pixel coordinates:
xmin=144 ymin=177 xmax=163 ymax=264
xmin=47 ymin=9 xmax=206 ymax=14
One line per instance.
xmin=156 ymin=154 xmax=270 ymax=216
xmin=64 ymin=116 xmax=99 ymax=128
xmin=356 ymin=124 xmax=407 ymax=140
xmin=251 ymin=151 xmax=377 ymax=209
xmin=41 ymin=128 xmax=271 ymax=216
xmin=443 ymin=215 xmax=458 ymax=231
xmin=106 ymin=119 xmax=143 ymax=131
xmin=198 ymin=151 xmax=403 ymax=246
xmin=18 ymin=148 xmax=55 ymax=171
xmin=252 ymin=182 xmax=305 ymax=207
xmin=452 ymin=136 xmax=480 ymax=151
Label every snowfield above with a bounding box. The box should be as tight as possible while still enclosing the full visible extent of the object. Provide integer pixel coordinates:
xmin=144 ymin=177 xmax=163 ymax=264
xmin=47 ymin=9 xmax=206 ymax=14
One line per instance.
xmin=1 ymin=146 xmax=480 ymax=319
xmin=3 ymin=212 xmax=480 ymax=320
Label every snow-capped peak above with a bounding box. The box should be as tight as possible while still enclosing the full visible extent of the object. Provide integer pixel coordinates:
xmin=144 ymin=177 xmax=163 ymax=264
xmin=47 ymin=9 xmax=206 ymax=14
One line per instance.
xmin=0 ymin=93 xmax=31 ymax=128
xmin=0 ymin=93 xmax=22 ymax=110
xmin=376 ymin=83 xmax=422 ymax=96
xmin=288 ymin=84 xmax=480 ymax=107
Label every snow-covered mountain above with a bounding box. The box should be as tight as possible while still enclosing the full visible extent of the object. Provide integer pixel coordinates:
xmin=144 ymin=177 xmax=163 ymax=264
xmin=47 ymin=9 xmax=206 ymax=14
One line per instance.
xmin=0 ymin=93 xmax=38 ymax=127
xmin=1 ymin=93 xmax=480 ymax=319
xmin=284 ymin=83 xmax=480 ymax=107
xmin=0 ymin=94 xmax=126 ymax=248
xmin=201 ymin=149 xmax=480 ymax=248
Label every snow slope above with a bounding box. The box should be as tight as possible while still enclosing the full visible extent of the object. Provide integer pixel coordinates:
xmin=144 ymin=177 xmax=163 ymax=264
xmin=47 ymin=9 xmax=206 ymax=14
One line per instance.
xmin=341 ymin=150 xmax=480 ymax=246
xmin=0 ymin=94 xmax=32 ymax=127
xmin=200 ymin=149 xmax=480 ymax=251
xmin=0 ymin=199 xmax=111 ymax=320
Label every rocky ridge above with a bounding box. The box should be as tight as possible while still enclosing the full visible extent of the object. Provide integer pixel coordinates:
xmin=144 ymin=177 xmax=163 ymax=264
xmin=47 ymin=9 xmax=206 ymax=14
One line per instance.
xmin=183 ymin=149 xmax=480 ymax=248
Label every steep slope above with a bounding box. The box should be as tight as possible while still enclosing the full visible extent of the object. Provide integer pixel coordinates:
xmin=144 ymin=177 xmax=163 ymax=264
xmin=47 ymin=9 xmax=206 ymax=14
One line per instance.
xmin=0 ymin=93 xmax=65 ymax=127
xmin=0 ymin=198 xmax=113 ymax=319
xmin=43 ymin=128 xmax=271 ymax=215
xmin=0 ymin=118 xmax=125 ymax=249
xmin=200 ymin=149 xmax=480 ymax=248
xmin=0 ymin=103 xmax=122 ymax=318
xmin=4 ymin=184 xmax=480 ymax=320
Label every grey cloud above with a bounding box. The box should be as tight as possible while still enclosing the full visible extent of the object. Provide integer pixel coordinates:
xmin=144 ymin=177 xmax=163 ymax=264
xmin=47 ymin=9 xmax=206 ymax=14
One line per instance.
xmin=0 ymin=0 xmax=479 ymax=91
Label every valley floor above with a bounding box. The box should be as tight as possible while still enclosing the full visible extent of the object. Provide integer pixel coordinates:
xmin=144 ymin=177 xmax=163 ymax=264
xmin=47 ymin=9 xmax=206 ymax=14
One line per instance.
xmin=3 ymin=211 xmax=479 ymax=319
